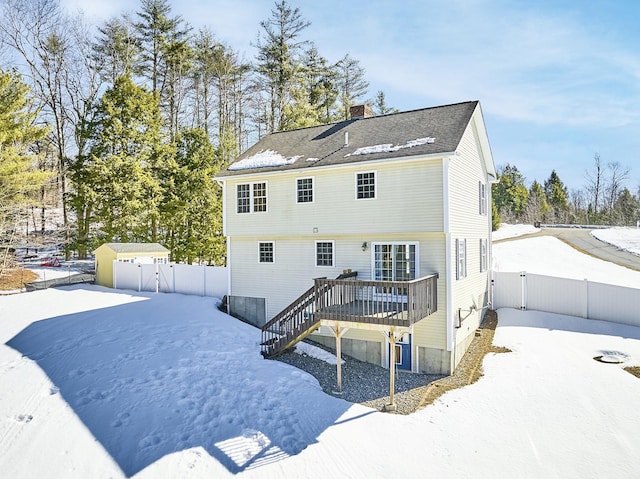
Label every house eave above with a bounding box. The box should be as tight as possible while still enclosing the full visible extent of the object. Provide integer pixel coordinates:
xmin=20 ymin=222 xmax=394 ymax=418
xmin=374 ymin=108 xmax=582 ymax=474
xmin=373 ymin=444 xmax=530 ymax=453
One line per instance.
xmin=215 ymin=150 xmax=455 ymax=181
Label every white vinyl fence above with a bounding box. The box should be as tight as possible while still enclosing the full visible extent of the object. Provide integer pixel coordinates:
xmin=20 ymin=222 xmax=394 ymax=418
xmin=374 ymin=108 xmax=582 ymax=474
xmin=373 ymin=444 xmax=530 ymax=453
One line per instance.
xmin=492 ymin=271 xmax=640 ymax=328
xmin=113 ymin=262 xmax=228 ymax=299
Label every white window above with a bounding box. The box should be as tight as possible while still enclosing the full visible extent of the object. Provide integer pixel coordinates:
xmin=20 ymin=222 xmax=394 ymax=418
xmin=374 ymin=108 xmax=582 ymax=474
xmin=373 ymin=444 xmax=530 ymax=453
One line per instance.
xmin=456 ymin=239 xmax=467 ymax=280
xmin=315 ymin=241 xmax=334 ymax=267
xmin=480 ymin=238 xmax=488 ymax=272
xmin=237 ymin=182 xmax=267 ymax=213
xmin=356 ymin=171 xmax=376 ymax=199
xmin=297 ymin=177 xmax=313 ymax=203
xmin=479 ymin=181 xmax=487 ymax=215
xmin=259 ymin=242 xmax=274 ymax=263
xmin=373 ymin=243 xmax=418 ymax=281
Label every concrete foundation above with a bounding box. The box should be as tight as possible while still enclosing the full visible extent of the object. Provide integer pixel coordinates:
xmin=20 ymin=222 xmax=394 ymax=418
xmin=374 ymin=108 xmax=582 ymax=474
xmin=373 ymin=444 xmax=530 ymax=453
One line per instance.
xmin=228 ymin=296 xmax=266 ymax=327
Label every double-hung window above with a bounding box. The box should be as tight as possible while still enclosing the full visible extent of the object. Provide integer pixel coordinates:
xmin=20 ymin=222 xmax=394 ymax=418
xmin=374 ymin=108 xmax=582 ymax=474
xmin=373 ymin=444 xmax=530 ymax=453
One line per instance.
xmin=356 ymin=171 xmax=376 ymax=199
xmin=456 ymin=239 xmax=467 ymax=279
xmin=480 ymin=238 xmax=488 ymax=272
xmin=315 ymin=241 xmax=334 ymax=267
xmin=237 ymin=182 xmax=267 ymax=213
xmin=297 ymin=177 xmax=313 ymax=203
xmin=259 ymin=242 xmax=274 ymax=263
xmin=479 ymin=181 xmax=487 ymax=215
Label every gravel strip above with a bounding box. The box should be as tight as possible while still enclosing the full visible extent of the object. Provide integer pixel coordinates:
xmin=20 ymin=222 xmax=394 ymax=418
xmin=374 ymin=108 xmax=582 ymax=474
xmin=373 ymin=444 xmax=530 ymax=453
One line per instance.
xmin=275 ymin=340 xmax=444 ymax=414
xmin=274 ymin=311 xmax=503 ymax=415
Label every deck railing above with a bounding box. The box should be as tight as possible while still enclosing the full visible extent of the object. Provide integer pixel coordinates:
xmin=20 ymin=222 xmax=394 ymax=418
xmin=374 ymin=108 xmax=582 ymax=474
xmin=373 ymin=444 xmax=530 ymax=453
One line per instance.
xmin=260 ymin=272 xmax=438 ymax=357
xmin=313 ymin=274 xmax=438 ymax=327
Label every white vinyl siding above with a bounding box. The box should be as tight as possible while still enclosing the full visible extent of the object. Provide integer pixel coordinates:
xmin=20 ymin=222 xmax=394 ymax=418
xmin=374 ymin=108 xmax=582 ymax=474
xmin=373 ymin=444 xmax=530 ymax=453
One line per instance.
xmin=224 ymin=160 xmax=443 ymax=238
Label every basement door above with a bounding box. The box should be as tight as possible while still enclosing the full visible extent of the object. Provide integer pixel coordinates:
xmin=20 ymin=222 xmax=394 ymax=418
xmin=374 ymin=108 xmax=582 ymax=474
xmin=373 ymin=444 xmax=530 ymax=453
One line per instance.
xmin=389 ymin=332 xmax=412 ymax=371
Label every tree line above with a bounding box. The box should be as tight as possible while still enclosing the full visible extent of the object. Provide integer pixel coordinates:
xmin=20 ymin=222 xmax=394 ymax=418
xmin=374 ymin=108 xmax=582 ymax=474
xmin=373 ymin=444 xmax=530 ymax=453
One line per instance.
xmin=493 ymin=154 xmax=639 ymax=229
xmin=1 ymin=0 xmax=637 ymax=273
xmin=0 ymin=0 xmax=395 ymax=267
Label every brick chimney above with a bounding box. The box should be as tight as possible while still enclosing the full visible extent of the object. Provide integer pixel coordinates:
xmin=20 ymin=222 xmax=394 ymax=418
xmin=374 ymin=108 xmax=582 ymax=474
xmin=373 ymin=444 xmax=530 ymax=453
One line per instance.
xmin=349 ymin=104 xmax=374 ymax=119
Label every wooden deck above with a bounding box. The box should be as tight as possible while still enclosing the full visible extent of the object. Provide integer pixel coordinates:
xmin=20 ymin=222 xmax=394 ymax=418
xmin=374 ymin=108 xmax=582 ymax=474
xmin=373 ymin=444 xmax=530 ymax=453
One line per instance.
xmin=260 ymin=273 xmax=438 ymax=357
xmin=314 ymin=275 xmax=438 ymax=327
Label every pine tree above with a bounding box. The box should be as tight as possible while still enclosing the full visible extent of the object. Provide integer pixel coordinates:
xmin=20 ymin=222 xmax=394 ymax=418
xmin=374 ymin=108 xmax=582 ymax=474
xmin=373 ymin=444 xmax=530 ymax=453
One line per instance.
xmin=162 ymin=128 xmax=224 ymax=264
xmin=493 ymin=164 xmax=529 ymax=222
xmin=254 ymin=0 xmax=310 ymax=133
xmin=334 ymin=54 xmax=369 ymax=120
xmin=371 ymin=90 xmax=397 ymax=115
xmin=0 ymin=69 xmax=50 ymax=270
xmin=93 ymin=15 xmax=142 ymax=85
xmin=69 ymin=74 xmax=164 ymax=251
xmin=135 ymin=0 xmax=191 ymax=140
xmin=544 ymin=170 xmax=568 ymax=222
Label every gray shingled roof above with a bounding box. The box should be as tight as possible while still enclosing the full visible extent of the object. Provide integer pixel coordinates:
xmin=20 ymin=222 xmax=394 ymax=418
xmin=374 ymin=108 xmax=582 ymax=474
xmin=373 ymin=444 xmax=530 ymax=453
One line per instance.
xmin=217 ymin=101 xmax=479 ymax=177
xmin=101 ymin=243 xmax=169 ymax=253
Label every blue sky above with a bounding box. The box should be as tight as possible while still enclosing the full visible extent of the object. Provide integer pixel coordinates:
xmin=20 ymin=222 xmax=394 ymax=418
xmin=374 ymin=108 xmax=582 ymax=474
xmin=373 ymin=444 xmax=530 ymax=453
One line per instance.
xmin=60 ymin=0 xmax=640 ymax=192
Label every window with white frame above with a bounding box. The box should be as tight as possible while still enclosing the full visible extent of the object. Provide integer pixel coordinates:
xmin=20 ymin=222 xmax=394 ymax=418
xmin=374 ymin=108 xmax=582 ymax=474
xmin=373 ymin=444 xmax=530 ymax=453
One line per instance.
xmin=456 ymin=239 xmax=467 ymax=279
xmin=480 ymin=238 xmax=487 ymax=272
xmin=259 ymin=242 xmax=274 ymax=263
xmin=479 ymin=181 xmax=487 ymax=215
xmin=237 ymin=182 xmax=267 ymax=213
xmin=356 ymin=171 xmax=376 ymax=199
xmin=315 ymin=241 xmax=334 ymax=267
xmin=297 ymin=177 xmax=313 ymax=203
xmin=373 ymin=243 xmax=417 ymax=281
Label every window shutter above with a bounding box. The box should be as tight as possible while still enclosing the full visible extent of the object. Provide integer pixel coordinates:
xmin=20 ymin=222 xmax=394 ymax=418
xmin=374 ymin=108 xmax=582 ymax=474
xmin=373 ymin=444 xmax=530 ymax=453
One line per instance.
xmin=455 ymin=239 xmax=460 ymax=280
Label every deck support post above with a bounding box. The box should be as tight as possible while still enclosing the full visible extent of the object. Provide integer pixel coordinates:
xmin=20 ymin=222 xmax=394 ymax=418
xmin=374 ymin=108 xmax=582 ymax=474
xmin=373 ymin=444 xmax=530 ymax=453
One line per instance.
xmin=331 ymin=325 xmax=348 ymax=393
xmin=384 ymin=328 xmax=398 ymax=412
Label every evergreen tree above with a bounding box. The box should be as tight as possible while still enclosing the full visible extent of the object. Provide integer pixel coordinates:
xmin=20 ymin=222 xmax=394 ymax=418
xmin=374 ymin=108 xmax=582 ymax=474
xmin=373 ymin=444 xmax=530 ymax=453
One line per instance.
xmin=492 ymin=164 xmax=528 ymax=221
xmin=70 ymin=74 xmax=164 ymax=251
xmin=162 ymin=128 xmax=224 ymax=264
xmin=612 ymin=188 xmax=639 ymax=226
xmin=135 ymin=0 xmax=191 ymax=139
xmin=254 ymin=0 xmax=310 ymax=133
xmin=191 ymin=30 xmax=250 ymax=161
xmin=371 ymin=90 xmax=397 ymax=115
xmin=334 ymin=53 xmax=369 ymax=120
xmin=93 ymin=15 xmax=142 ymax=85
xmin=0 ymin=69 xmax=50 ymax=269
xmin=543 ymin=170 xmax=568 ymax=222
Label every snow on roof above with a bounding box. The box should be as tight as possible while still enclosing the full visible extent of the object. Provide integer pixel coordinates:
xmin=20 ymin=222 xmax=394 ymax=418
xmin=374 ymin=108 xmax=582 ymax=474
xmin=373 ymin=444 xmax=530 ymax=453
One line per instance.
xmin=228 ymin=150 xmax=301 ymax=170
xmin=345 ymin=137 xmax=436 ymax=157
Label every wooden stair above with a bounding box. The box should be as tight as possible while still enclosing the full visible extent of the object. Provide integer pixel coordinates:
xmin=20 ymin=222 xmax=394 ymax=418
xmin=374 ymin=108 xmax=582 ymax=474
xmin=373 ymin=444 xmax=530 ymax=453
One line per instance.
xmin=260 ymin=271 xmax=357 ymax=358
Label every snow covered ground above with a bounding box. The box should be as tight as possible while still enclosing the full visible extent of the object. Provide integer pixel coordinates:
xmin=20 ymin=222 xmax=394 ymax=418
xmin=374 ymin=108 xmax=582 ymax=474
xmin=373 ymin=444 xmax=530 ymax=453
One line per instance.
xmin=592 ymin=226 xmax=640 ymax=256
xmin=1 ymin=226 xmax=640 ymax=478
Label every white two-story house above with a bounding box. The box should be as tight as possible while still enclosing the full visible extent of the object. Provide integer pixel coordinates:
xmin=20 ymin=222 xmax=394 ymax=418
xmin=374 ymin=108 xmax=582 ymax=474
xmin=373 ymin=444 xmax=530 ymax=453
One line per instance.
xmin=215 ymin=101 xmax=496 ymax=376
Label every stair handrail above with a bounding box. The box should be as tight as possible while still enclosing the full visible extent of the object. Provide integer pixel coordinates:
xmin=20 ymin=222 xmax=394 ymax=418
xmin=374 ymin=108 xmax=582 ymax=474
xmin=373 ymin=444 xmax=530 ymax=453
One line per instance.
xmin=260 ymin=271 xmax=357 ymax=357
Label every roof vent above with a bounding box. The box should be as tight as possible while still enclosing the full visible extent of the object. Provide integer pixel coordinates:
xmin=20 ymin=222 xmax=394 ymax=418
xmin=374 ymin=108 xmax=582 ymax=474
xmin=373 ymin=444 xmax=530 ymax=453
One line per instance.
xmin=349 ymin=104 xmax=373 ymax=120
xmin=343 ymin=131 xmax=349 ymax=147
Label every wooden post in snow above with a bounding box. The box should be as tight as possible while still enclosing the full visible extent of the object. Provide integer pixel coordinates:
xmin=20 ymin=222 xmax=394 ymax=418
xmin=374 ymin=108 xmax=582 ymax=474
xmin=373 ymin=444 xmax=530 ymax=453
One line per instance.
xmin=332 ymin=325 xmax=347 ymax=394
xmin=385 ymin=329 xmax=398 ymax=412
xmin=336 ymin=325 xmax=342 ymax=392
